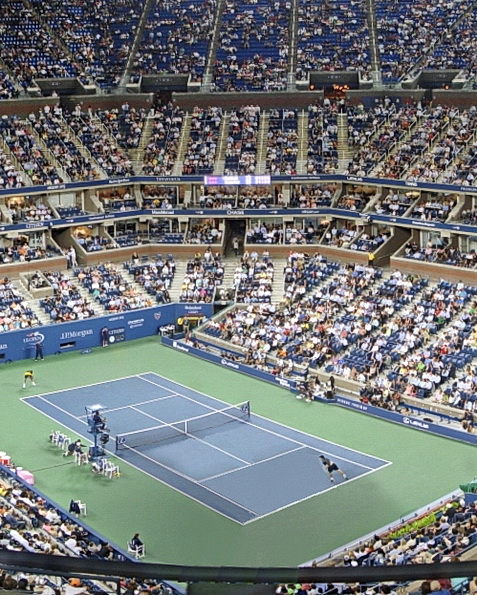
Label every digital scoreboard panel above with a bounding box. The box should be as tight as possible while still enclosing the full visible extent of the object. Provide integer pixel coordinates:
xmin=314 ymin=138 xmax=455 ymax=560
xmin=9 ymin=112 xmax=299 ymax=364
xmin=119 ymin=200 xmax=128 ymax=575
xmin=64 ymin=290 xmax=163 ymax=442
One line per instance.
xmin=203 ymin=175 xmax=271 ymax=186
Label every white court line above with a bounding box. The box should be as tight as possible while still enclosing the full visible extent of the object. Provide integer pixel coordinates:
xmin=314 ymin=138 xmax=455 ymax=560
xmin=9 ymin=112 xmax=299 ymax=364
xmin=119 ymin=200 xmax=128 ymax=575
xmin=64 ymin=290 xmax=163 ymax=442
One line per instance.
xmin=23 ymin=371 xmax=387 ymax=470
xmin=242 ymin=461 xmax=394 ymax=525
xmin=21 ymin=396 xmax=93 ymax=449
xmin=142 ymin=371 xmax=392 ymax=467
xmin=76 ymin=394 xmax=179 ymax=419
xmin=22 ymin=372 xmax=146 ymax=400
xmin=199 ymin=445 xmax=306 ymax=483
xmin=91 ymin=371 xmax=388 ymax=470
xmin=21 ymin=395 xmax=258 ymax=524
xmin=136 ymin=373 xmax=239 ymax=414
xmin=22 ymin=394 xmax=391 ymax=526
xmin=126 ymin=407 xmax=251 ymax=465
xmin=21 ymin=373 xmax=392 ymax=526
xmin=120 ymin=444 xmax=257 ymax=515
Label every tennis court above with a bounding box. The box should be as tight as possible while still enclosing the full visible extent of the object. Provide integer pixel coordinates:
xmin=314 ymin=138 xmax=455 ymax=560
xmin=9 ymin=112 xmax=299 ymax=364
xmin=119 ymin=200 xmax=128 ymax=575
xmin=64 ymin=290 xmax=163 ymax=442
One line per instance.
xmin=23 ymin=372 xmax=389 ymax=524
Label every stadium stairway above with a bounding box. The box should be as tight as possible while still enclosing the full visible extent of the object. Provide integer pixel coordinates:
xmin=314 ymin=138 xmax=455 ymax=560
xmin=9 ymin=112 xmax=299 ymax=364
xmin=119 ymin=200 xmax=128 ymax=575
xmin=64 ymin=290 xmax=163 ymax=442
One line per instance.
xmin=255 ymin=112 xmax=270 ymax=173
xmin=220 ymin=257 xmax=240 ymax=300
xmin=271 ymin=257 xmax=287 ymax=305
xmin=130 ymin=114 xmax=155 ymax=174
xmin=337 ymin=112 xmax=352 ymax=171
xmin=296 ymin=109 xmax=309 ymax=174
xmin=167 ymin=259 xmax=188 ymax=303
xmin=172 ymin=114 xmax=192 ymax=176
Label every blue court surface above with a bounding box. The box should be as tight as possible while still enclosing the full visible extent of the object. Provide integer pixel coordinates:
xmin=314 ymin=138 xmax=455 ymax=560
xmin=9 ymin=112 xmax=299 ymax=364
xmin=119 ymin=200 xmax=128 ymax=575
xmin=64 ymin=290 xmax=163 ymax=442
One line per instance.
xmin=23 ymin=373 xmax=390 ymax=524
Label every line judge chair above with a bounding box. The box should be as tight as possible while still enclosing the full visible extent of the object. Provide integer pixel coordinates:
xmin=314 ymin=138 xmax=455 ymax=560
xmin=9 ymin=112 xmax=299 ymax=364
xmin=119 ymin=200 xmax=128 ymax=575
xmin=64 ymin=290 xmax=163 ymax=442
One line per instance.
xmin=127 ymin=542 xmax=145 ymax=559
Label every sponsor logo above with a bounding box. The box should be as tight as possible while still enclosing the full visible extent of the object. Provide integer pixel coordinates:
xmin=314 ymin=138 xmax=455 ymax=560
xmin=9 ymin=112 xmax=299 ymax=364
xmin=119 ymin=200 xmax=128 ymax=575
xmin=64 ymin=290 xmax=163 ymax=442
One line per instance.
xmin=405 ymin=181 xmax=418 ymax=187
xmin=337 ymin=397 xmax=368 ymax=411
xmin=47 ymin=184 xmax=66 ymax=191
xmin=60 ymin=329 xmax=93 ymax=340
xmin=109 ymin=178 xmax=129 ymax=184
xmin=154 ymin=312 xmax=162 ymax=321
xmin=172 ymin=341 xmax=189 ymax=353
xmin=23 ymin=331 xmax=45 ymax=344
xmin=412 ymin=221 xmax=435 ymax=228
xmin=301 ymin=209 xmax=322 ymax=214
xmin=127 ymin=318 xmax=144 ymax=328
xmin=109 ymin=327 xmax=125 ymax=335
xmin=184 ymin=305 xmax=204 ymax=313
xmin=0 ymin=344 xmax=7 ymax=350
xmin=221 ymin=358 xmax=240 ymax=369
xmin=25 ymin=222 xmax=46 ymax=229
xmin=403 ymin=417 xmax=429 ymax=429
xmin=227 ymin=210 xmax=244 ymax=215
xmin=152 ymin=209 xmax=175 ymax=215
xmin=108 ymin=315 xmax=124 ymax=322
xmin=277 ymin=377 xmax=291 ymax=388
xmin=346 ymin=176 xmax=363 ymax=182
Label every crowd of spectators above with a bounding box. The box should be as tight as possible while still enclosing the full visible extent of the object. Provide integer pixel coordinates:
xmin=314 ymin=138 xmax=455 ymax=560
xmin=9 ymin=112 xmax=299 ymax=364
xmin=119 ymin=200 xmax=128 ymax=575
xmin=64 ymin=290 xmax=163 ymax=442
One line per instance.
xmin=184 ymin=220 xmax=223 ymax=244
xmin=30 ymin=0 xmax=144 ymax=87
xmin=30 ymin=107 xmax=101 ymax=182
xmin=0 ymin=71 xmax=19 ymax=100
xmin=224 ymin=106 xmax=260 ymax=175
xmin=64 ymin=107 xmax=134 ymax=178
xmin=347 ymin=103 xmax=388 ymax=148
xmin=265 ymin=109 xmax=298 ymax=175
xmin=307 ymin=104 xmax=339 ymax=174
xmin=76 ymin=263 xmax=153 ymax=311
xmin=130 ymin=257 xmax=175 ymax=304
xmin=182 ymin=107 xmax=223 ymax=175
xmin=142 ymin=186 xmax=179 ymax=209
xmin=376 ymin=0 xmax=473 ymax=83
xmin=212 ymin=0 xmax=289 ymax=92
xmin=409 ymin=195 xmax=456 ymax=222
xmin=0 ymin=151 xmax=25 ymax=190
xmin=97 ymin=104 xmax=147 ymax=151
xmin=290 ymin=184 xmax=336 ymax=208
xmin=296 ymin=0 xmax=371 ymax=80
xmin=374 ymin=105 xmax=451 ymax=179
xmin=246 ymin=223 xmax=283 ymax=243
xmin=41 ymin=272 xmax=96 ymax=322
xmin=132 ymin=0 xmax=216 ymax=81
xmin=346 ymin=102 xmax=422 ymax=176
xmin=0 ymin=0 xmax=81 ymax=89
xmin=234 ymin=253 xmax=274 ymax=303
xmin=179 ymin=250 xmax=224 ymax=302
xmin=208 ymin=260 xmax=382 ymax=371
xmin=336 ymin=186 xmax=376 ymax=212
xmin=0 ymin=116 xmax=63 ymax=186
xmin=8 ymin=198 xmax=54 ymax=223
xmin=349 ymin=229 xmax=391 ymax=252
xmin=143 ymin=104 xmax=184 ymax=177
xmin=74 ymin=234 xmax=117 ymax=252
xmin=0 ymin=277 xmax=40 ymax=331
xmin=373 ymin=190 xmax=417 ymax=217
xmin=322 ymin=225 xmax=357 ymax=248
xmin=406 ymin=108 xmax=477 ymax=183
xmin=98 ymin=188 xmax=136 ymax=212
xmin=0 ymin=238 xmax=54 ymax=264
xmin=404 ymin=241 xmax=477 ymax=268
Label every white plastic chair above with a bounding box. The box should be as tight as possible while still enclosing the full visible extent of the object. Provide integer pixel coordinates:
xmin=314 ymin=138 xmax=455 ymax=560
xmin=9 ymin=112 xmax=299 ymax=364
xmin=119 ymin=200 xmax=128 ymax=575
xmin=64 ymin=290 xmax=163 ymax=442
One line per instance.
xmin=74 ymin=450 xmax=88 ymax=465
xmin=72 ymin=500 xmax=87 ymax=516
xmin=62 ymin=436 xmax=71 ymax=451
xmin=127 ymin=542 xmax=145 ymax=559
xmin=104 ymin=461 xmax=120 ymax=479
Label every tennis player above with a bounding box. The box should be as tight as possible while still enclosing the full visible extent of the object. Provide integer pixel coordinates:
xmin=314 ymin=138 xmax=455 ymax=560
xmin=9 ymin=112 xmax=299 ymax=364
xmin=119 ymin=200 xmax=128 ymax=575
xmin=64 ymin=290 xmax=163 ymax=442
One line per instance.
xmin=319 ymin=455 xmax=347 ymax=483
xmin=23 ymin=370 xmax=36 ymax=389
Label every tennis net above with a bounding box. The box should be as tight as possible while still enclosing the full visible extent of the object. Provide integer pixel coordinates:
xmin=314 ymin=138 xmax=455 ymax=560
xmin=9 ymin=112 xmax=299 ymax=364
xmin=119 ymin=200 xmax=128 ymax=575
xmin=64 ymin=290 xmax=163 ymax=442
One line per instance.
xmin=115 ymin=400 xmax=250 ymax=451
